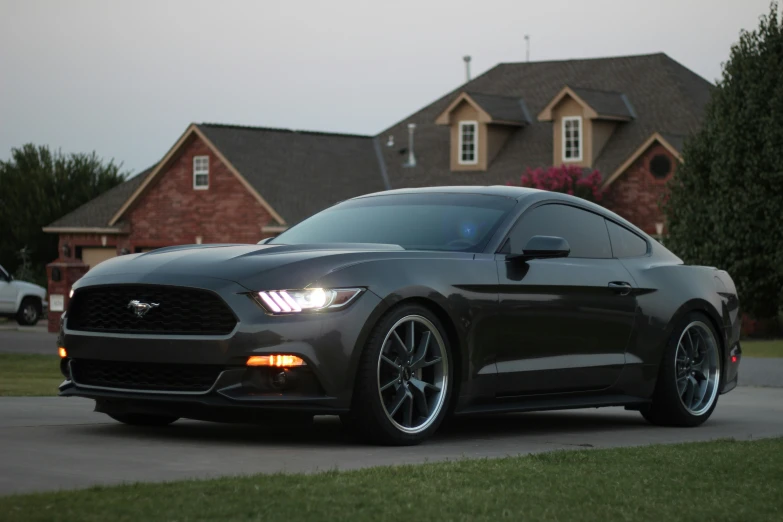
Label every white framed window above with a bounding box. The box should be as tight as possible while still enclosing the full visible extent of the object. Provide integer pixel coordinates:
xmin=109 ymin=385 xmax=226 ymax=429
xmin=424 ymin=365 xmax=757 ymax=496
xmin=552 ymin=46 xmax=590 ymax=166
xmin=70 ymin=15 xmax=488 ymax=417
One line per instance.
xmin=193 ymin=155 xmax=209 ymax=189
xmin=458 ymin=121 xmax=478 ymax=165
xmin=562 ymin=116 xmax=583 ymax=162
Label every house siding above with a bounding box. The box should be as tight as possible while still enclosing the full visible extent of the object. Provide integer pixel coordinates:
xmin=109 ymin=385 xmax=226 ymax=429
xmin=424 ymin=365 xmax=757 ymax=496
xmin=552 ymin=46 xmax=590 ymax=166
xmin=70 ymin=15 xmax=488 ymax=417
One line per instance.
xmin=604 ymin=142 xmax=677 ymax=235
xmin=55 ymin=136 xmax=274 ymax=267
xmin=125 ymin=136 xmax=274 ymax=246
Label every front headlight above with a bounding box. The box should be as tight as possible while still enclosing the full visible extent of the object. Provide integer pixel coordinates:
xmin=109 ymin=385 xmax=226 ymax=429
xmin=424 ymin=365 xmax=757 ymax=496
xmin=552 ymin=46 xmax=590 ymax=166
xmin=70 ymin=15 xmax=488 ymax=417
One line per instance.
xmin=256 ymin=288 xmax=363 ymax=314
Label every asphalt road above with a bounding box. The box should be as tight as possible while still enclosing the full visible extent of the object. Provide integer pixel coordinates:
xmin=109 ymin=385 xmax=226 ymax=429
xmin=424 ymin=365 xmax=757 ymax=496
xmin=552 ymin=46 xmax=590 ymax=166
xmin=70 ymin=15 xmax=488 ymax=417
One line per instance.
xmin=1 ymin=386 xmax=782 ymax=496
xmin=0 ymin=328 xmax=57 ymax=355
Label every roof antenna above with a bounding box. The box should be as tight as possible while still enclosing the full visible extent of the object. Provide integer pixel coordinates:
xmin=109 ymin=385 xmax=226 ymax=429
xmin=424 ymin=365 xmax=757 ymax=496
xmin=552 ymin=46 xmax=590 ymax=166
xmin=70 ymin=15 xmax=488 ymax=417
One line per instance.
xmin=524 ymin=35 xmax=530 ymax=62
xmin=463 ymin=55 xmax=471 ymax=83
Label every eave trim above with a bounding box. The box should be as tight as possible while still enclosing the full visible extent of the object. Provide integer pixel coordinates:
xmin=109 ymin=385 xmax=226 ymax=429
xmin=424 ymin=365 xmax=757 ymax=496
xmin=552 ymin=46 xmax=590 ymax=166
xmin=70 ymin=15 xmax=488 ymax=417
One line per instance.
xmin=42 ymin=227 xmax=125 ymax=234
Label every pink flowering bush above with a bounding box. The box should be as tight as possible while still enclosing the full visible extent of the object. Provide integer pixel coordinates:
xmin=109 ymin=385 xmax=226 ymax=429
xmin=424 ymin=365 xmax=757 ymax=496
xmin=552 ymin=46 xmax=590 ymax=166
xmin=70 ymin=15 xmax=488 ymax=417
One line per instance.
xmin=511 ymin=165 xmax=604 ymax=203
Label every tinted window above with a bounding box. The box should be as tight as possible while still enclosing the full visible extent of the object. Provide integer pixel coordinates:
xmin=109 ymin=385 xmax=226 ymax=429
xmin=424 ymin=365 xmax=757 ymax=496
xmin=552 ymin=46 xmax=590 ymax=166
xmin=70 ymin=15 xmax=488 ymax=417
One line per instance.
xmin=506 ymin=204 xmax=612 ymax=258
xmin=606 ymin=220 xmax=648 ymax=258
xmin=271 ymin=193 xmax=516 ymax=252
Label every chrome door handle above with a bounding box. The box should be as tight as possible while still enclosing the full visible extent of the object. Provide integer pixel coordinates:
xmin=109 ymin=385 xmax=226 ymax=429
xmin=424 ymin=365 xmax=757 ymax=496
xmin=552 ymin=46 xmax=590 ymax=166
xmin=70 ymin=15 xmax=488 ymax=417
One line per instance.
xmin=608 ymin=281 xmax=632 ymax=296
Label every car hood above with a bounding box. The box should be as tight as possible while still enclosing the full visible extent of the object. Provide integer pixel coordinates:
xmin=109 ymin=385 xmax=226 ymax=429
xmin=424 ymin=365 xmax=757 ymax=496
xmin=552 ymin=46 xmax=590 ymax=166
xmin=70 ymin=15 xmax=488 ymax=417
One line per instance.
xmin=75 ymin=243 xmax=410 ymax=291
xmin=13 ymin=280 xmax=47 ymax=296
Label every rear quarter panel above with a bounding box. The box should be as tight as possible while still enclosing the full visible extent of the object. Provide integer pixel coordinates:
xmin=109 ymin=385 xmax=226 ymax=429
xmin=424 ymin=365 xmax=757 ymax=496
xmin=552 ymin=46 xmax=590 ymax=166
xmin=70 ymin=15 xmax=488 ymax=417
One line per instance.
xmin=618 ymin=258 xmax=740 ymax=396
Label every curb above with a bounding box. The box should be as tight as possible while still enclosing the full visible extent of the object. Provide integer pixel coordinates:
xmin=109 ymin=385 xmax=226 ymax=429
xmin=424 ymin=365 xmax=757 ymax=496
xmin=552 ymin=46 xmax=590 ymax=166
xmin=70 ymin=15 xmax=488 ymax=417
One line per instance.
xmin=0 ymin=325 xmax=50 ymax=333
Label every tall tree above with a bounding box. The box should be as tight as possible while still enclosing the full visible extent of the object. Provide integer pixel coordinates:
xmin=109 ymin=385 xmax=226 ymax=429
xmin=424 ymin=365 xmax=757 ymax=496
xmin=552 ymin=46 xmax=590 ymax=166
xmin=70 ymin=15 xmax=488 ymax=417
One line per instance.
xmin=0 ymin=144 xmax=127 ymax=283
xmin=665 ymin=2 xmax=783 ymax=321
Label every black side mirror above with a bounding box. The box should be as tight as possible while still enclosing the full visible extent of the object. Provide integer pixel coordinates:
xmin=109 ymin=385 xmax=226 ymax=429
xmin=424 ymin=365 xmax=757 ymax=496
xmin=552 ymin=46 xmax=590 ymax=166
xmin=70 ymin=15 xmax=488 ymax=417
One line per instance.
xmin=509 ymin=235 xmax=570 ymax=261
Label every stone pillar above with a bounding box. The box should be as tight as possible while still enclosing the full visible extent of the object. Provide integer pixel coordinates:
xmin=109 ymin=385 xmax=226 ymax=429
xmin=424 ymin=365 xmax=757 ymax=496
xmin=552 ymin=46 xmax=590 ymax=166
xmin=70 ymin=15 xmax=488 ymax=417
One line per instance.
xmin=46 ymin=260 xmax=88 ymax=333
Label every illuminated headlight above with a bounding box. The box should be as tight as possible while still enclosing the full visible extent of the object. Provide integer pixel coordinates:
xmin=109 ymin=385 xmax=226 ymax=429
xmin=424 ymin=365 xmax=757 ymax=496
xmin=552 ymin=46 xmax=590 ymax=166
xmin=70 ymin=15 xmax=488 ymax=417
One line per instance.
xmin=257 ymin=288 xmax=363 ymax=314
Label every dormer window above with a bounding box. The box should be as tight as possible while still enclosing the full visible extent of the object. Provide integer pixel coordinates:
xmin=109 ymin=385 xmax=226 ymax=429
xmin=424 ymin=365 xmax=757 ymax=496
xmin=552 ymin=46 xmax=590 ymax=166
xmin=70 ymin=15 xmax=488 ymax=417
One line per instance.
xmin=193 ymin=156 xmax=209 ymax=189
xmin=459 ymin=121 xmax=478 ymax=165
xmin=562 ymin=116 xmax=582 ymax=162
xmin=435 ymin=92 xmax=528 ymax=171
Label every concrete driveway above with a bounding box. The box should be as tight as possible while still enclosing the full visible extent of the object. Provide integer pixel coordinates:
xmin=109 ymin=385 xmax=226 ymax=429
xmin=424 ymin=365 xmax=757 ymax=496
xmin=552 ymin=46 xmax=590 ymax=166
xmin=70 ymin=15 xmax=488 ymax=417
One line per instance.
xmin=1 ymin=386 xmax=782 ymax=496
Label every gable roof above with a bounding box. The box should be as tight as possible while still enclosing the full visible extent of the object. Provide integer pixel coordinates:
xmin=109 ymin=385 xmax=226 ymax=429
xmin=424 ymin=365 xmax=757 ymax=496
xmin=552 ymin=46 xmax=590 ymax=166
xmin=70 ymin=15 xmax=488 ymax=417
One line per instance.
xmin=468 ymin=92 xmax=531 ymax=124
xmin=537 ymin=86 xmax=635 ymax=122
xmin=196 ymin=124 xmax=386 ymax=224
xmin=377 ymin=52 xmax=712 ymax=188
xmin=46 ymin=124 xmax=386 ymax=230
xmin=570 ymin=87 xmax=636 ymax=120
xmin=435 ymin=92 xmax=530 ymax=125
xmin=45 ymin=52 xmax=712 ymax=233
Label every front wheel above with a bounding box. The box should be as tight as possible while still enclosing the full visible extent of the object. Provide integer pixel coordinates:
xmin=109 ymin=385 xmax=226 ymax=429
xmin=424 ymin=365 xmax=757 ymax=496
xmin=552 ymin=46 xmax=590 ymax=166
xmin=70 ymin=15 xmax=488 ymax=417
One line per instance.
xmin=16 ymin=297 xmax=42 ymax=326
xmin=344 ymin=304 xmax=452 ymax=445
xmin=642 ymin=312 xmax=722 ymax=427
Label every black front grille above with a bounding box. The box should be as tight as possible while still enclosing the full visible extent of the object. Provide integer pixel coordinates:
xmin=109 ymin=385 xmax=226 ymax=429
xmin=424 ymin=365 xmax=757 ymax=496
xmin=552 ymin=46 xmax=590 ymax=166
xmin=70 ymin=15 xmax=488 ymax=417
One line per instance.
xmin=71 ymin=359 xmax=222 ymax=392
xmin=67 ymin=285 xmax=237 ymax=335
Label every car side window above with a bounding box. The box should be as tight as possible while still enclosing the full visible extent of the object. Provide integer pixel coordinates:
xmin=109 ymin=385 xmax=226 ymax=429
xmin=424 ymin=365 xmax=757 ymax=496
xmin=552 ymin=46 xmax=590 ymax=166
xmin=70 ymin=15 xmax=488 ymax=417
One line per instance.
xmin=505 ymin=204 xmax=612 ymax=258
xmin=605 ymin=220 xmax=648 ymax=258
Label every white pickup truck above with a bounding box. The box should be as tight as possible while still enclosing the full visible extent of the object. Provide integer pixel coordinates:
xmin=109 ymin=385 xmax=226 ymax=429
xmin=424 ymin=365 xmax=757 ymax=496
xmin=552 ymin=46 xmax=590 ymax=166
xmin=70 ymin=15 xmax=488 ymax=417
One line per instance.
xmin=0 ymin=264 xmax=47 ymax=326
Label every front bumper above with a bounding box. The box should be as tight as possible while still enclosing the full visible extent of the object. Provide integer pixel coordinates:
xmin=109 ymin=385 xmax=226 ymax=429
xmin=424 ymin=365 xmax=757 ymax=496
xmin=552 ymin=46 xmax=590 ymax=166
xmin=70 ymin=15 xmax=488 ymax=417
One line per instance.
xmin=58 ymin=273 xmax=385 ymax=414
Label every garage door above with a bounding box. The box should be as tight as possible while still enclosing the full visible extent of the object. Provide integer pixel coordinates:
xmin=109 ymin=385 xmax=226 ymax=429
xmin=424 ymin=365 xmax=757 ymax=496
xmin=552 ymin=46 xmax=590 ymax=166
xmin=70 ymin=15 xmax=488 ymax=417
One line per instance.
xmin=82 ymin=247 xmax=116 ymax=269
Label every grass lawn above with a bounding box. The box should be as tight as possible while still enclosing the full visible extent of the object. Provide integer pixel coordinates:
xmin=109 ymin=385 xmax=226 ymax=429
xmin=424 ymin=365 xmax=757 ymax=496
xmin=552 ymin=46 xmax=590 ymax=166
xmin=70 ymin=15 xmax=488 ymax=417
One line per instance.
xmin=0 ymin=354 xmax=62 ymax=396
xmin=1 ymin=438 xmax=781 ymax=521
xmin=742 ymin=339 xmax=783 ymax=358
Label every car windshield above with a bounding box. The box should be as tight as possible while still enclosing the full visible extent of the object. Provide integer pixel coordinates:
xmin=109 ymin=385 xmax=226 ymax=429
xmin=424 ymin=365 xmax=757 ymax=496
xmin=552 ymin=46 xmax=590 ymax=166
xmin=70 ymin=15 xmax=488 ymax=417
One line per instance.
xmin=270 ymin=193 xmax=517 ymax=252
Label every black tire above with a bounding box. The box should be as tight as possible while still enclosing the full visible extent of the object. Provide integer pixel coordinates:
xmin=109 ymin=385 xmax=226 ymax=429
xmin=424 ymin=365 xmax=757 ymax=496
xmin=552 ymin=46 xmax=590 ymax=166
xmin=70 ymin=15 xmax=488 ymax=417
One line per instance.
xmin=16 ymin=297 xmax=42 ymax=326
xmin=343 ymin=303 xmax=453 ymax=446
xmin=107 ymin=413 xmax=179 ymax=426
xmin=642 ymin=312 xmax=722 ymax=427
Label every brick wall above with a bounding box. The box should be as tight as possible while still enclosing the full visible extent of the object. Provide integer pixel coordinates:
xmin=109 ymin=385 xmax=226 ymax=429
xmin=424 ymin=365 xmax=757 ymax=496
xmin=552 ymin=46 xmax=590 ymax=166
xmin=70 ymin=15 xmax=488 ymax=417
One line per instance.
xmin=604 ymin=143 xmax=677 ymax=235
xmin=126 ymin=135 xmax=274 ymax=246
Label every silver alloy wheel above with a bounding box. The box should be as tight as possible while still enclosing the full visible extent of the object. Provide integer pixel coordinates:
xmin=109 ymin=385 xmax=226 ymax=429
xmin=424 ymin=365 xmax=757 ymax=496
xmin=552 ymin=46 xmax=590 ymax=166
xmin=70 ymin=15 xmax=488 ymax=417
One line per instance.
xmin=376 ymin=315 xmax=448 ymax=434
xmin=22 ymin=303 xmax=38 ymax=324
xmin=675 ymin=321 xmax=720 ymax=416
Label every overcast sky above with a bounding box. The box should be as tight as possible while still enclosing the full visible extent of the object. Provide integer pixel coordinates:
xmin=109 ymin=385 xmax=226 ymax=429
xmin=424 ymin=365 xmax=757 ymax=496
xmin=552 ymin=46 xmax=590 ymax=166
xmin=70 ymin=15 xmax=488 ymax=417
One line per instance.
xmin=0 ymin=0 xmax=775 ymax=174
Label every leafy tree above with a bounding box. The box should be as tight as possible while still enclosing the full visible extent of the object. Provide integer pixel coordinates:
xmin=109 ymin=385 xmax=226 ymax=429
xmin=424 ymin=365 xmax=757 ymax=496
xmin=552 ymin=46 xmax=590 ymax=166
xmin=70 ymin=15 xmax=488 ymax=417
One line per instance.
xmin=664 ymin=2 xmax=783 ymax=322
xmin=0 ymin=144 xmax=127 ymax=283
xmin=511 ymin=165 xmax=605 ymax=203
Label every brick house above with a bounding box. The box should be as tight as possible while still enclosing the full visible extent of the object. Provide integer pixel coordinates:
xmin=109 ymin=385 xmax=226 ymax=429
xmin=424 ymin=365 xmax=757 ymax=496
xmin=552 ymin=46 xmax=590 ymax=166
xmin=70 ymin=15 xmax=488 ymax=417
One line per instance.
xmin=43 ymin=52 xmax=710 ymax=329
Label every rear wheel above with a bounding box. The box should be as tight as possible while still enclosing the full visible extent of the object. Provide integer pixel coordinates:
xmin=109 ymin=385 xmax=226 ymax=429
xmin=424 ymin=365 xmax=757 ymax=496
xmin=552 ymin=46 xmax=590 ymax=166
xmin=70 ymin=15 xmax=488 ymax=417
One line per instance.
xmin=16 ymin=297 xmax=41 ymax=326
xmin=344 ymin=304 xmax=452 ymax=445
xmin=642 ymin=312 xmax=721 ymax=427
xmin=107 ymin=413 xmax=179 ymax=426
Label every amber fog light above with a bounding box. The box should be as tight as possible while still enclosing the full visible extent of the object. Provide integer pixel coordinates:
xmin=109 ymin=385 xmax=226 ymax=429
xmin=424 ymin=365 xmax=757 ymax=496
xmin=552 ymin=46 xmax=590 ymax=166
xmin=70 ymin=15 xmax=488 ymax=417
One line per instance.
xmin=247 ymin=355 xmax=305 ymax=368
xmin=58 ymin=347 xmax=67 ymax=358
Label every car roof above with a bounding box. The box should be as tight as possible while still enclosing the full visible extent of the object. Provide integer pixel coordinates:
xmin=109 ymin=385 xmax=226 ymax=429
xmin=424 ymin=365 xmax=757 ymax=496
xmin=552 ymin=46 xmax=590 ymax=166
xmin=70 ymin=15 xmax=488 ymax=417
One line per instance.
xmin=354 ymin=185 xmax=541 ymax=200
xmin=352 ymin=185 xmax=652 ymax=241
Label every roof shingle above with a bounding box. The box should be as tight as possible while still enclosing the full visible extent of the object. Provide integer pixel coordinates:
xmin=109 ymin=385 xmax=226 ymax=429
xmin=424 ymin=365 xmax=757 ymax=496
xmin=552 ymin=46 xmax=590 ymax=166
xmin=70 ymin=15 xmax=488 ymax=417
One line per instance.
xmin=45 ymin=166 xmax=155 ymax=229
xmin=377 ymin=52 xmax=712 ymax=186
xmin=466 ymin=92 xmax=531 ymax=124
xmin=46 ymin=53 xmax=711 ymax=230
xmin=570 ymin=87 xmax=636 ymax=119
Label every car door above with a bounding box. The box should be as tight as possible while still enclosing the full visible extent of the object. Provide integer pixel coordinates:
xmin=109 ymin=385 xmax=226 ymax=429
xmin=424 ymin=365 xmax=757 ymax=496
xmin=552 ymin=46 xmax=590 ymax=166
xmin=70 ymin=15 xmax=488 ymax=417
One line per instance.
xmin=0 ymin=265 xmax=17 ymax=313
xmin=492 ymin=203 xmax=638 ymax=396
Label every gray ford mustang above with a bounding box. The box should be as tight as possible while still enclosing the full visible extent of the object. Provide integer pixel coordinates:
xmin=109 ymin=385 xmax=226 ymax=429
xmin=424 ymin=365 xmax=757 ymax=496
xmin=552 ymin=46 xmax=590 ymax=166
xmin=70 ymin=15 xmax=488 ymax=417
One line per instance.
xmin=59 ymin=186 xmax=742 ymax=445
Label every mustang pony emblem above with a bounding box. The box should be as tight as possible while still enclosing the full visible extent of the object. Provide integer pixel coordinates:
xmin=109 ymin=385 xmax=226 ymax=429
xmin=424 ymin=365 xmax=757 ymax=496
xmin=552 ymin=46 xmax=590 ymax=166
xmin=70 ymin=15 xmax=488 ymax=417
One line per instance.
xmin=127 ymin=300 xmax=159 ymax=318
